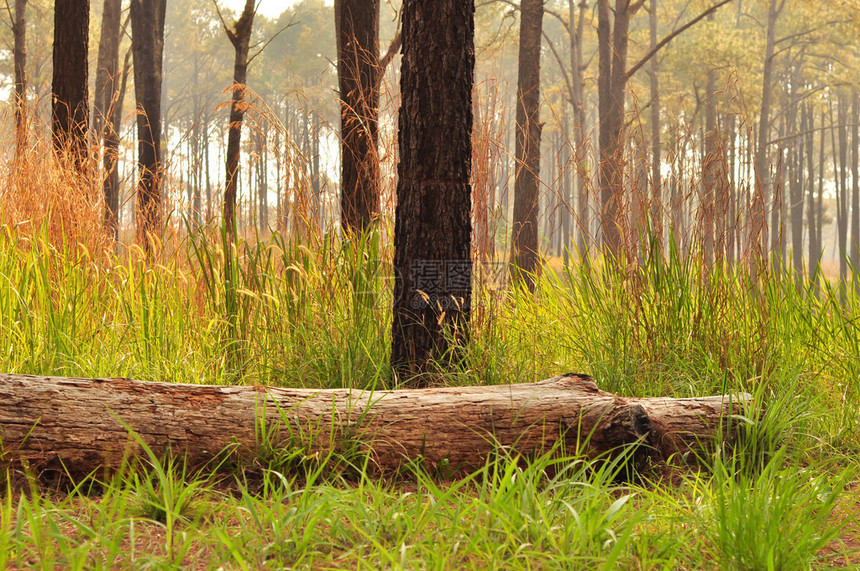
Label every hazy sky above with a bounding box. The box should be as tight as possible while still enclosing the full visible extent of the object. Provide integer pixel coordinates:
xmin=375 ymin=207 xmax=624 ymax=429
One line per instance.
xmin=221 ymin=1 xmax=326 ymax=20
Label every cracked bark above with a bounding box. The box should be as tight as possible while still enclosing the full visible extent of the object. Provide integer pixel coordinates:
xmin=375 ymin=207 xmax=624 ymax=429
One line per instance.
xmin=0 ymin=373 xmax=751 ymax=479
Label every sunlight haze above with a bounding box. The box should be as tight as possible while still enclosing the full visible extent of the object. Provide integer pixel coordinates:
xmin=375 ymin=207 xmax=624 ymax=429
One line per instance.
xmin=221 ymin=0 xmax=307 ymax=20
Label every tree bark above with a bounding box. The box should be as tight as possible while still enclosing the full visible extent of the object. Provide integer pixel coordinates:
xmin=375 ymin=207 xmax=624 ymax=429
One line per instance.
xmin=509 ymin=0 xmax=544 ymax=291
xmin=130 ymin=0 xmax=167 ymax=255
xmin=51 ymin=0 xmax=90 ymax=167
xmin=94 ymin=0 xmax=124 ymax=240
xmin=335 ymin=0 xmax=381 ymax=234
xmin=598 ymin=0 xmax=638 ymax=261
xmin=390 ymin=0 xmax=474 ymax=383
xmin=223 ymin=0 xmax=256 ymax=242
xmin=13 ymin=0 xmax=27 ymax=157
xmin=0 ymin=373 xmax=752 ymax=478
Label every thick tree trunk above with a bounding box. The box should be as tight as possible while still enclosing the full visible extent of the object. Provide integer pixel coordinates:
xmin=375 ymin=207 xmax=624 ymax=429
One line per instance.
xmin=390 ymin=0 xmax=474 ymax=383
xmin=51 ymin=0 xmax=90 ymax=167
xmin=0 ymin=373 xmax=751 ymax=478
xmin=336 ymin=0 xmax=381 ymax=234
xmin=509 ymin=0 xmax=543 ymax=291
xmin=130 ymin=0 xmax=167 ymax=254
xmin=223 ymin=0 xmax=256 ymax=242
xmin=13 ymin=0 xmax=27 ymax=157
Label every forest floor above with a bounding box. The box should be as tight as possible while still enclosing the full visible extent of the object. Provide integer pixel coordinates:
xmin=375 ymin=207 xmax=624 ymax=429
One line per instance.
xmin=1 ymin=226 xmax=859 ymax=568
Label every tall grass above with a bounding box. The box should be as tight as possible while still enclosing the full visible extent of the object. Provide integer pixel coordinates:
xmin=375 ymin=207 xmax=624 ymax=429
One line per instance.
xmin=1 ymin=140 xmax=859 ymax=567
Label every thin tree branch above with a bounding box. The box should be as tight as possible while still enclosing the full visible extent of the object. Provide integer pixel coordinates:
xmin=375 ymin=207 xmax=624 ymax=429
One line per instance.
xmin=379 ymin=30 xmax=402 ymax=70
xmin=3 ymin=0 xmax=13 ymax=28
xmin=248 ymin=15 xmax=296 ymax=65
xmin=477 ymin=0 xmax=570 ymax=33
xmin=542 ymin=29 xmax=574 ymax=104
xmin=211 ymin=0 xmax=236 ymax=44
xmin=626 ymin=0 xmax=734 ymax=81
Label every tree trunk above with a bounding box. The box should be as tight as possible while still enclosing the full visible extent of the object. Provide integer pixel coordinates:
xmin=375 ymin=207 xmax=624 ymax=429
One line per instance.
xmin=223 ymin=0 xmax=256 ymax=242
xmin=561 ymin=113 xmax=571 ymax=264
xmin=336 ymin=0 xmax=381 ymax=234
xmin=850 ymin=93 xmax=859 ymax=292
xmin=0 ymin=373 xmax=752 ymax=479
xmin=597 ymin=0 xmax=617 ymax=257
xmin=648 ymin=0 xmax=661 ymax=256
xmin=130 ymin=0 xmax=167 ymax=255
xmin=816 ymin=105 xmax=825 ymax=276
xmin=597 ymin=0 xmax=638 ymax=261
xmin=726 ymin=114 xmax=737 ymax=267
xmin=13 ymin=0 xmax=27 ymax=157
xmin=770 ymin=124 xmax=784 ymax=270
xmin=571 ymin=1 xmax=589 ymax=263
xmin=509 ymin=0 xmax=544 ymax=291
xmin=835 ymin=96 xmax=848 ymax=286
xmin=703 ymin=64 xmax=718 ymax=269
xmin=94 ymin=0 xmax=123 ymax=240
xmin=312 ymin=119 xmax=322 ymax=229
xmin=749 ymin=0 xmax=783 ymax=274
xmin=790 ymin=95 xmax=804 ymax=288
xmin=806 ymin=104 xmax=818 ymax=280
xmin=51 ymin=0 xmax=90 ymax=167
xmin=390 ymin=0 xmax=474 ymax=383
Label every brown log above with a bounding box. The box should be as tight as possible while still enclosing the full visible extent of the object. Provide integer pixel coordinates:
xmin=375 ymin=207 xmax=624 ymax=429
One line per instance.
xmin=0 ymin=373 xmax=750 ymax=477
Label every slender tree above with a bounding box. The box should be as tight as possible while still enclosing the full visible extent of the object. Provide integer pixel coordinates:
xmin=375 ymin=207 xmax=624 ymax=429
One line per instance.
xmin=220 ymin=0 xmax=256 ymax=242
xmin=789 ymin=85 xmax=805 ymax=287
xmin=12 ymin=0 xmax=27 ymax=156
xmin=569 ymin=0 xmax=589 ymax=261
xmin=648 ymin=0 xmax=661 ymax=254
xmin=748 ymin=0 xmax=784 ymax=271
xmin=509 ymin=0 xmax=544 ymax=291
xmin=805 ymin=104 xmax=818 ymax=279
xmin=390 ymin=0 xmax=475 ymax=383
xmin=835 ymin=95 xmax=848 ymax=285
xmin=702 ymin=48 xmax=718 ymax=267
xmin=850 ymin=93 xmax=859 ymax=291
xmin=51 ymin=0 xmax=90 ymax=166
xmin=130 ymin=0 xmax=167 ymax=253
xmin=94 ymin=0 xmax=124 ymax=239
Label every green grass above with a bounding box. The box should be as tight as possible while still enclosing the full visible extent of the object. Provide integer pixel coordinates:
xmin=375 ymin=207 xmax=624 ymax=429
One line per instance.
xmin=1 ymin=224 xmax=859 ymax=568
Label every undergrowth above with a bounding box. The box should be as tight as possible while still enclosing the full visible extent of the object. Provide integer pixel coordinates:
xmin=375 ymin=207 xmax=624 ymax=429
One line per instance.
xmin=0 ymin=220 xmax=859 ymax=568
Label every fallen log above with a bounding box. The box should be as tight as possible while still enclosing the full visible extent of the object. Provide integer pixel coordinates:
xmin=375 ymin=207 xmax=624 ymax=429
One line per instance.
xmin=0 ymin=373 xmax=751 ymax=477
